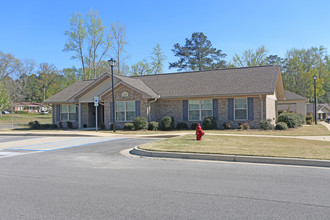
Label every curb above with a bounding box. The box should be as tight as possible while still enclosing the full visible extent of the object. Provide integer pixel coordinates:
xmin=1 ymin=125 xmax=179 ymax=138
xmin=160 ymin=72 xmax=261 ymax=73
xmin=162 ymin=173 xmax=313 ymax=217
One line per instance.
xmin=0 ymin=133 xmax=98 ymax=137
xmin=130 ymin=147 xmax=330 ymax=168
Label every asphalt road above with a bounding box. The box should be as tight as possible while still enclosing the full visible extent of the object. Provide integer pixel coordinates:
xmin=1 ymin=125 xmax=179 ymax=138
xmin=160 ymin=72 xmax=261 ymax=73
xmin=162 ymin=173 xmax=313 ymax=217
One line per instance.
xmin=1 ymin=136 xmax=330 ymax=219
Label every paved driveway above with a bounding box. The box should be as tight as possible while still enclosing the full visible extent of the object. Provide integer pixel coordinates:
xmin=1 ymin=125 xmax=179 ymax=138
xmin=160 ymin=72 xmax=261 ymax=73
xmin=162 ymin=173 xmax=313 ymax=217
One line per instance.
xmin=1 ymin=135 xmax=330 ymax=219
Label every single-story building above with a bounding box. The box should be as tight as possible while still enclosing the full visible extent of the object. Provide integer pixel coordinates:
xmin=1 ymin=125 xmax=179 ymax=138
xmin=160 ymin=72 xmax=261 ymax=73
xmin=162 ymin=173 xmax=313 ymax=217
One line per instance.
xmin=13 ymin=102 xmax=49 ymax=113
xmin=44 ymin=65 xmax=286 ymax=129
xmin=277 ymin=91 xmax=308 ymax=116
xmin=307 ymin=103 xmax=330 ymax=120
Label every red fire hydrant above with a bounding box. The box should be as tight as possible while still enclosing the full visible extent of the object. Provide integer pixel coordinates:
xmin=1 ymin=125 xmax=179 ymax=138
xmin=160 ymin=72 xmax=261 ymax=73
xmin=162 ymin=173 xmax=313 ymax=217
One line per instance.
xmin=195 ymin=123 xmax=205 ymax=141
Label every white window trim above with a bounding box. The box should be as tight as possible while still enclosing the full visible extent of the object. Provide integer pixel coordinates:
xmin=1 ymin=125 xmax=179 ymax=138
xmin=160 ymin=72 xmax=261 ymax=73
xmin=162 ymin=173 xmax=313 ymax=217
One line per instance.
xmin=234 ymin=98 xmax=248 ymax=121
xmin=60 ymin=104 xmax=76 ymax=122
xmin=188 ymin=99 xmax=213 ymax=121
xmin=116 ymin=101 xmax=136 ymax=122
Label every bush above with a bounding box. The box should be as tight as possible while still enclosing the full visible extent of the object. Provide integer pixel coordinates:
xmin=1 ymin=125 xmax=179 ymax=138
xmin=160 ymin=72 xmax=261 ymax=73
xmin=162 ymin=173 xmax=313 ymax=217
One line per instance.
xmin=59 ymin=121 xmax=63 ymax=129
xmin=66 ymin=121 xmax=73 ymax=129
xmin=100 ymin=123 xmax=106 ymax=130
xmin=275 ymin=122 xmax=288 ymax=130
xmin=160 ymin=116 xmax=175 ymax=131
xmin=176 ymin=122 xmax=188 ymax=130
xmin=148 ymin=121 xmax=159 ymax=131
xmin=110 ymin=123 xmax=114 ymax=130
xmin=306 ymin=120 xmax=313 ymax=125
xmin=202 ymin=117 xmax=217 ymax=130
xmin=28 ymin=121 xmax=40 ymax=129
xmin=259 ymin=119 xmax=274 ymax=130
xmin=123 ymin=123 xmax=134 ymax=130
xmin=242 ymin=123 xmax=250 ymax=130
xmin=306 ymin=115 xmax=313 ymax=122
xmin=133 ymin=117 xmax=148 ymax=130
xmin=40 ymin=124 xmax=51 ymax=129
xmin=223 ymin=122 xmax=231 ymax=129
xmin=277 ymin=113 xmax=304 ymax=128
xmin=191 ymin=123 xmax=198 ymax=130
xmin=51 ymin=124 xmax=58 ymax=129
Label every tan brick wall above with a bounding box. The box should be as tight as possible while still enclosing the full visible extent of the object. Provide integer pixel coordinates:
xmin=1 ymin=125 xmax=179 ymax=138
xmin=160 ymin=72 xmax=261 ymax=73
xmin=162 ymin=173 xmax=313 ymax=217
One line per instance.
xmin=150 ymin=99 xmax=183 ymax=124
xmin=103 ymin=84 xmax=148 ymax=129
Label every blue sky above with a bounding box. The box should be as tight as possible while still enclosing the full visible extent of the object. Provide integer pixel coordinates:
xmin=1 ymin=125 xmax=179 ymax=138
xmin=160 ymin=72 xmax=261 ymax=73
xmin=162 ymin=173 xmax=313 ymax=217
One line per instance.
xmin=1 ymin=0 xmax=329 ymax=73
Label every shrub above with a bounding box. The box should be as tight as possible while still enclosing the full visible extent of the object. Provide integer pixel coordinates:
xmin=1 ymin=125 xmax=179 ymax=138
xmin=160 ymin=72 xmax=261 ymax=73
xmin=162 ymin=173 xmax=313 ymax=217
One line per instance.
xmin=51 ymin=124 xmax=58 ymax=129
xmin=223 ymin=122 xmax=231 ymax=129
xmin=59 ymin=121 xmax=63 ymax=129
xmin=28 ymin=121 xmax=40 ymax=129
xmin=40 ymin=124 xmax=51 ymax=129
xmin=66 ymin=121 xmax=73 ymax=129
xmin=160 ymin=116 xmax=175 ymax=131
xmin=306 ymin=120 xmax=313 ymax=125
xmin=202 ymin=117 xmax=217 ymax=130
xmin=275 ymin=122 xmax=288 ymax=130
xmin=259 ymin=119 xmax=274 ymax=130
xmin=191 ymin=123 xmax=198 ymax=130
xmin=110 ymin=123 xmax=114 ymax=130
xmin=238 ymin=123 xmax=243 ymax=129
xmin=133 ymin=117 xmax=148 ymax=130
xmin=148 ymin=121 xmax=159 ymax=131
xmin=306 ymin=115 xmax=313 ymax=122
xmin=242 ymin=123 xmax=250 ymax=130
xmin=277 ymin=113 xmax=304 ymax=128
xmin=124 ymin=123 xmax=134 ymax=130
xmin=83 ymin=124 xmax=87 ymax=128
xmin=100 ymin=123 xmax=106 ymax=130
xmin=176 ymin=122 xmax=188 ymax=130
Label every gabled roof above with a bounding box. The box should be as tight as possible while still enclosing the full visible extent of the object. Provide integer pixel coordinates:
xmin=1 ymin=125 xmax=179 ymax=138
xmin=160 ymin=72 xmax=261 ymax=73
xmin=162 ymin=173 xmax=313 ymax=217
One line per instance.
xmin=284 ymin=90 xmax=308 ymax=101
xmin=45 ymin=65 xmax=283 ymax=103
xmin=136 ymin=65 xmax=281 ymax=98
xmin=44 ymin=80 xmax=94 ymax=103
xmin=13 ymin=102 xmax=46 ymax=106
xmin=307 ymin=103 xmax=330 ymax=113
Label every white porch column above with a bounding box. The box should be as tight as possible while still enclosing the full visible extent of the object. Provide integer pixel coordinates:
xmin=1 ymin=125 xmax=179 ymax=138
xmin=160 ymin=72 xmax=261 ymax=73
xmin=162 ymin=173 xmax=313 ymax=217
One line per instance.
xmin=79 ymin=102 xmax=82 ymax=129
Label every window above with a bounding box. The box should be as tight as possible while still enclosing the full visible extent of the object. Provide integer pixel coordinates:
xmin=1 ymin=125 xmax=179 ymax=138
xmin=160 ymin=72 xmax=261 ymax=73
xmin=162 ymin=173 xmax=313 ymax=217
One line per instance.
xmin=188 ymin=99 xmax=213 ymax=121
xmin=234 ymin=98 xmax=247 ymax=120
xmin=116 ymin=101 xmax=135 ymax=121
xmin=61 ymin=104 xmax=76 ymax=121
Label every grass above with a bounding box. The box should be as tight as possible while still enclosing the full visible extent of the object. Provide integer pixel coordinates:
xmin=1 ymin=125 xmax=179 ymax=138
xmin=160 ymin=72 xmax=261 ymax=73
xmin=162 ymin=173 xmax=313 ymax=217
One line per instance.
xmin=139 ymin=134 xmax=330 ymax=160
xmin=103 ymin=124 xmax=329 ymax=136
xmin=0 ymin=113 xmax=52 ymax=125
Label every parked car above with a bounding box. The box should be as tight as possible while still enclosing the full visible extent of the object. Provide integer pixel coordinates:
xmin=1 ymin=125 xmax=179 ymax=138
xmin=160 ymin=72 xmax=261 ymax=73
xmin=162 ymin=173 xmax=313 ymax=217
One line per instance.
xmin=1 ymin=110 xmax=10 ymax=114
xmin=40 ymin=110 xmax=49 ymax=115
xmin=326 ymin=118 xmax=330 ymax=124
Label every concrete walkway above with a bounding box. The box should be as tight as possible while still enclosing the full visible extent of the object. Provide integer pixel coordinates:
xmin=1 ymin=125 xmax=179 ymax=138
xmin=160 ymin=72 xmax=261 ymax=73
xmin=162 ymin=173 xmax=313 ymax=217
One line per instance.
xmin=320 ymin=121 xmax=330 ymax=132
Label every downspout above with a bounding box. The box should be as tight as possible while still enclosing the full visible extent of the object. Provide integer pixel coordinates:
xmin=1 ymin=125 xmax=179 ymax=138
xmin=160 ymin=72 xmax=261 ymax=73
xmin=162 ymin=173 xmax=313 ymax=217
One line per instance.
xmin=259 ymin=94 xmax=264 ymax=121
xmin=148 ymin=95 xmax=160 ymax=122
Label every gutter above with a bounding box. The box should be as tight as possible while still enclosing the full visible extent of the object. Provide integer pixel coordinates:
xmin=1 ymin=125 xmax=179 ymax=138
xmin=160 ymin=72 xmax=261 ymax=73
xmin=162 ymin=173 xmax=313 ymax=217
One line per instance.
xmin=148 ymin=95 xmax=160 ymax=122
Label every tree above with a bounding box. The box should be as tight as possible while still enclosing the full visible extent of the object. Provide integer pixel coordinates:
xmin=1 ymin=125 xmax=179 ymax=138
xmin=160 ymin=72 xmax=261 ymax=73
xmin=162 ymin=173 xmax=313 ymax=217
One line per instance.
xmin=86 ymin=10 xmax=112 ymax=79
xmin=63 ymin=13 xmax=87 ymax=78
xmin=0 ymin=83 xmax=10 ymax=117
xmin=0 ymin=51 xmax=20 ymax=82
xmin=150 ymin=43 xmax=166 ymax=74
xmin=169 ymin=32 xmax=226 ymax=72
xmin=37 ymin=63 xmax=61 ymax=101
xmin=231 ymin=46 xmax=268 ymax=67
xmin=111 ymin=21 xmax=128 ymax=75
xmin=64 ymin=10 xmax=112 ymax=80
xmin=131 ymin=60 xmax=151 ymax=76
xmin=282 ymin=47 xmax=327 ymax=102
xmin=61 ymin=67 xmax=80 ymax=88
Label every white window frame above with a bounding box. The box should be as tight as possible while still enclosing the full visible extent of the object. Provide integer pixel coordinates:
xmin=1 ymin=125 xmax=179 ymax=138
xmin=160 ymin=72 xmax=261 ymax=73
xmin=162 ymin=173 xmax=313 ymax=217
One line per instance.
xmin=116 ymin=101 xmax=136 ymax=122
xmin=234 ymin=98 xmax=248 ymax=121
xmin=61 ymin=104 xmax=76 ymax=122
xmin=188 ymin=99 xmax=213 ymax=121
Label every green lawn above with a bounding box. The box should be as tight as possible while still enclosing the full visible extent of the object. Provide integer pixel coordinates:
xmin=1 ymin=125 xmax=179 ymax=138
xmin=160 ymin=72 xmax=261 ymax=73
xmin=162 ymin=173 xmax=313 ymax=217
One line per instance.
xmin=107 ymin=124 xmax=329 ymax=136
xmin=139 ymin=134 xmax=330 ymax=160
xmin=0 ymin=113 xmax=52 ymax=125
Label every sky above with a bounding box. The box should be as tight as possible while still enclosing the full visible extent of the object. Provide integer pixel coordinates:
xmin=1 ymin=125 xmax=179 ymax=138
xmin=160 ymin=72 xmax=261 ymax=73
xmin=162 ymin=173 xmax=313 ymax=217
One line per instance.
xmin=1 ymin=0 xmax=330 ymax=74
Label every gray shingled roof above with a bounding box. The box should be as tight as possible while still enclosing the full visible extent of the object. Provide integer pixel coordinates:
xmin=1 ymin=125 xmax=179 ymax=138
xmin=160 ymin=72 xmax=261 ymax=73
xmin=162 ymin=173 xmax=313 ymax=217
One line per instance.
xmin=307 ymin=103 xmax=330 ymax=113
xmin=44 ymin=80 xmax=94 ymax=103
xmin=284 ymin=90 xmax=308 ymax=100
xmin=45 ymin=65 xmax=282 ymax=102
xmin=137 ymin=65 xmax=280 ymax=98
xmin=115 ymin=75 xmax=158 ymax=98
